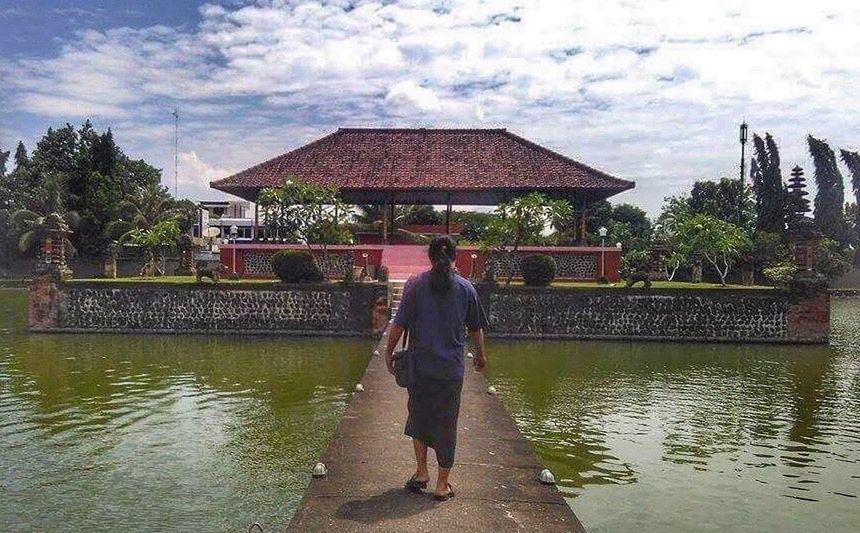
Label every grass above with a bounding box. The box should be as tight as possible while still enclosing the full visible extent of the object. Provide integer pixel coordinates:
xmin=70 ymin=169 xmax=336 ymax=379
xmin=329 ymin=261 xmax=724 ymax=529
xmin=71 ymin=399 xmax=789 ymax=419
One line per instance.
xmin=70 ymin=276 xmax=774 ymax=290
xmin=71 ymin=276 xmax=281 ymax=285
xmin=504 ymin=280 xmax=774 ymax=290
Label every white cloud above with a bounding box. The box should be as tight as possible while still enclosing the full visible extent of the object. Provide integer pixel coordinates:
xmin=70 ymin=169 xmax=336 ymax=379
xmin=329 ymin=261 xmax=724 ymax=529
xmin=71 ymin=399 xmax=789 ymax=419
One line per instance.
xmin=178 ymin=151 xmax=236 ymax=201
xmin=2 ymin=0 xmax=859 ymax=214
xmin=385 ymin=80 xmax=442 ymax=114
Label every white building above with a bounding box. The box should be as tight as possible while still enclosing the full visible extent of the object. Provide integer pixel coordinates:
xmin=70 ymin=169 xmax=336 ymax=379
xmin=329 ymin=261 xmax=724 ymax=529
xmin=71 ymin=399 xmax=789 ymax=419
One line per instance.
xmin=194 ymin=200 xmax=258 ymax=241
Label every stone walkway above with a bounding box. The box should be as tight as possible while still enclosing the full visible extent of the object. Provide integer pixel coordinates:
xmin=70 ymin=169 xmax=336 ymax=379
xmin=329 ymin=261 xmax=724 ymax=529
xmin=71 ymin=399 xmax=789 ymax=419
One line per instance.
xmin=287 ymin=342 xmax=586 ymax=532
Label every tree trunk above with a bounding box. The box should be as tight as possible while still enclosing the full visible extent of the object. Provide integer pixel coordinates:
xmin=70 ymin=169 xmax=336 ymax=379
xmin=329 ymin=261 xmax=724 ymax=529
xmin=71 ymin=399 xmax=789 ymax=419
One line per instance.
xmin=691 ymin=259 xmax=703 ymax=283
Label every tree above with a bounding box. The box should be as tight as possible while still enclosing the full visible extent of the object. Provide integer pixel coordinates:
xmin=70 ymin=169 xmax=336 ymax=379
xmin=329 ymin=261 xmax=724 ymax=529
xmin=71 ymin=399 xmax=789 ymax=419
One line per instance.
xmin=675 ymin=214 xmax=751 ymax=286
xmin=0 ymin=145 xmax=9 ymax=177
xmin=602 ymin=203 xmax=651 ymax=250
xmin=808 ymin=135 xmax=847 ymax=242
xmin=478 ymin=192 xmax=572 ymax=286
xmin=105 ymin=183 xmax=182 ymax=245
xmin=451 ymin=210 xmax=495 ymax=242
xmin=654 ymin=196 xmax=693 ymax=281
xmin=688 ymin=177 xmax=755 ymax=231
xmin=0 ymin=145 xmax=11 ymax=211
xmin=3 ymin=123 xmax=165 ymax=258
xmin=114 ymin=155 xmax=162 ymax=196
xmin=557 ymin=200 xmax=651 ymax=250
xmin=843 ymin=150 xmax=860 ymax=209
xmin=257 ymin=177 xmax=353 ymax=278
xmin=814 ymin=238 xmax=852 ymax=281
xmin=751 ymin=133 xmax=786 ymax=234
xmin=13 ymin=141 xmax=29 ymax=172
xmin=118 ymin=218 xmax=180 ymax=277
xmin=353 ymin=204 xmax=442 ymax=232
xmin=841 ymin=149 xmax=860 ymax=264
xmin=2 ymin=141 xmax=37 ymax=210
xmin=9 ymin=172 xmax=80 ymax=256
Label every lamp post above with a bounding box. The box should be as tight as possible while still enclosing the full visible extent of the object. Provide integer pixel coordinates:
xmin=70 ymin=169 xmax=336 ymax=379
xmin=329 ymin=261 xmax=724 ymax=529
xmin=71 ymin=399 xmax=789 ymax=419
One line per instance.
xmin=598 ymin=226 xmax=608 ymax=280
xmin=230 ymin=224 xmax=238 ymax=276
xmin=470 ymin=253 xmax=478 ymax=279
xmin=739 ymin=122 xmax=748 ymax=184
xmin=362 ymin=252 xmax=369 ymax=281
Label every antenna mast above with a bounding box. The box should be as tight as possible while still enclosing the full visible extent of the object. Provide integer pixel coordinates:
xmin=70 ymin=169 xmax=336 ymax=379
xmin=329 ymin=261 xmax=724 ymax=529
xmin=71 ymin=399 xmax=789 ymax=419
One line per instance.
xmin=172 ymin=107 xmax=179 ymax=197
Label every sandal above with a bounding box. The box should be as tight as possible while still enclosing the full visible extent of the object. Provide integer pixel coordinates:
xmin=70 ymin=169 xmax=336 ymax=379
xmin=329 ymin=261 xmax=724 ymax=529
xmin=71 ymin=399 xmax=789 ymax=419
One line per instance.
xmin=433 ymin=483 xmax=455 ymax=501
xmin=405 ymin=474 xmax=428 ymax=493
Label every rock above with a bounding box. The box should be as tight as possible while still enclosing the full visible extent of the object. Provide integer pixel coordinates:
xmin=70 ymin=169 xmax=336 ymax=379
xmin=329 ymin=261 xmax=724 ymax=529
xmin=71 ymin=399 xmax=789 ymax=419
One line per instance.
xmin=539 ymin=469 xmax=556 ymax=485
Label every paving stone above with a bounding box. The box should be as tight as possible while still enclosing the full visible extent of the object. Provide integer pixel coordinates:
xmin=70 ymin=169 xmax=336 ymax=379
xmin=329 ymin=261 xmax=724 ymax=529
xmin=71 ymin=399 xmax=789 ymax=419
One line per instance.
xmin=288 ymin=341 xmax=585 ymax=532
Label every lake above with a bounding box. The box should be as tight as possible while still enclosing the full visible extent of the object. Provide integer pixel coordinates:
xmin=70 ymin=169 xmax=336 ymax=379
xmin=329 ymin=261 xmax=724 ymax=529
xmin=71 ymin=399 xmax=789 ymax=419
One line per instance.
xmin=486 ymin=298 xmax=860 ymax=532
xmin=1 ymin=289 xmax=858 ymax=532
xmin=0 ymin=290 xmax=371 ymax=532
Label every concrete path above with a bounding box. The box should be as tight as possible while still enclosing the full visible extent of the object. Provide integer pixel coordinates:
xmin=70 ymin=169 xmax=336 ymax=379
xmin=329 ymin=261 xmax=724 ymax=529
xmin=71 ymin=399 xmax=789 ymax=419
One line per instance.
xmin=287 ymin=345 xmax=586 ymax=532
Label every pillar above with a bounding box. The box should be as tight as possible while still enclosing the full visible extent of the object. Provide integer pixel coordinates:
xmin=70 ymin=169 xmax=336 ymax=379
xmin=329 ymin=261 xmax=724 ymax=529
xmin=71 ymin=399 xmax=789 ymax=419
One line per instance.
xmin=253 ymin=203 xmax=259 ymax=241
xmin=446 ymin=195 xmax=452 ymax=235
xmin=382 ymin=203 xmax=389 ymax=244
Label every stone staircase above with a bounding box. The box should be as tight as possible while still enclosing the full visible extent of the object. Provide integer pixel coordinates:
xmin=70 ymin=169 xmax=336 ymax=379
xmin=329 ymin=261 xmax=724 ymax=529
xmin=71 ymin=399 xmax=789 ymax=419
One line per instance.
xmin=382 ymin=245 xmax=430 ymax=281
xmin=389 ymin=280 xmax=406 ymax=318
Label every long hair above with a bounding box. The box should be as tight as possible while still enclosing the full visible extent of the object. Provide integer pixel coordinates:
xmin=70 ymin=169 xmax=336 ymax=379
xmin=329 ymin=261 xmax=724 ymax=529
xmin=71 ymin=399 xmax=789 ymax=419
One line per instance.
xmin=428 ymin=235 xmax=456 ymax=293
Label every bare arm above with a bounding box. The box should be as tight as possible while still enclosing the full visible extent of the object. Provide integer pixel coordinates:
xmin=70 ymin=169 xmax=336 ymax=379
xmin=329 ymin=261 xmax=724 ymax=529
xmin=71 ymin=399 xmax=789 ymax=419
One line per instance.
xmin=383 ymin=323 xmax=405 ymax=375
xmin=469 ymin=328 xmax=487 ymax=371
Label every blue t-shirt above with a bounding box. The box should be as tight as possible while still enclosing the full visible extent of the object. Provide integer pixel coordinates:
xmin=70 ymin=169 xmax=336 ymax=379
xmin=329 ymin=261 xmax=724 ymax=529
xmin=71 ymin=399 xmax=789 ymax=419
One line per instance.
xmin=393 ymin=272 xmax=487 ymax=381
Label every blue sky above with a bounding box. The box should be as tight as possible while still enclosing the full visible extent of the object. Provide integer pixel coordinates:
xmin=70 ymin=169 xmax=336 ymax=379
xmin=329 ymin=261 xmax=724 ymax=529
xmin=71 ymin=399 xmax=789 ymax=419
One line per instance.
xmin=1 ymin=0 xmax=858 ymax=214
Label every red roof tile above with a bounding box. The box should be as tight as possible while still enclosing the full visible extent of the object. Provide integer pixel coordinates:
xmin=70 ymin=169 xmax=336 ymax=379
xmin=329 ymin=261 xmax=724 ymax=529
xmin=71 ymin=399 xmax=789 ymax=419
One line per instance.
xmin=210 ymin=128 xmax=634 ymax=204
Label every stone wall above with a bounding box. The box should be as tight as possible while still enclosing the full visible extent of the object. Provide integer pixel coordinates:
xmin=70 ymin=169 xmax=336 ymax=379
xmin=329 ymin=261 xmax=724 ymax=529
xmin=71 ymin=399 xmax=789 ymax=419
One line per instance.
xmin=476 ymin=285 xmax=830 ymax=344
xmin=242 ymin=250 xmax=354 ymax=277
xmin=30 ymin=277 xmax=389 ymax=336
xmin=488 ymin=251 xmax=597 ymax=279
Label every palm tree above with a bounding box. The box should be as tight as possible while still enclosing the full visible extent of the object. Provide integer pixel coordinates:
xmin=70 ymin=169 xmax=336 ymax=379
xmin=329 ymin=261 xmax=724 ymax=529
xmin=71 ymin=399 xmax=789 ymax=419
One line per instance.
xmin=116 ymin=218 xmax=180 ymax=277
xmin=104 ymin=183 xmax=183 ymax=242
xmin=10 ymin=172 xmax=79 ymax=256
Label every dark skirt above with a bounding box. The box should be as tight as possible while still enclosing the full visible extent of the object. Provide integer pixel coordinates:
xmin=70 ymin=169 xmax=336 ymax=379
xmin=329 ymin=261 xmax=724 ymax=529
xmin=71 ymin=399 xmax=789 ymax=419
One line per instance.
xmin=405 ymin=376 xmax=463 ymax=469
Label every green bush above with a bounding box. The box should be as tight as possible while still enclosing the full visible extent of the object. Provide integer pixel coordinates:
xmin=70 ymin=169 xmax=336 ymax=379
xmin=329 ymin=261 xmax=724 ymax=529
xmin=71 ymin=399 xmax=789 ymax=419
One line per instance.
xmin=814 ymin=238 xmax=852 ymax=281
xmin=521 ymin=254 xmax=556 ymax=286
xmin=620 ymin=249 xmax=650 ymax=273
xmin=271 ymin=250 xmax=323 ymax=283
xmin=762 ymin=264 xmax=797 ymax=286
xmin=787 ymin=269 xmax=828 ymax=299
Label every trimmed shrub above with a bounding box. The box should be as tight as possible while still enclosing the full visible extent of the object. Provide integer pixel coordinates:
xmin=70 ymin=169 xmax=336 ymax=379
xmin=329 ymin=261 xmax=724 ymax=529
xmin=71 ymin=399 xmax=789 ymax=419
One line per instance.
xmin=271 ymin=250 xmax=323 ymax=283
xmin=521 ymin=254 xmax=556 ymax=286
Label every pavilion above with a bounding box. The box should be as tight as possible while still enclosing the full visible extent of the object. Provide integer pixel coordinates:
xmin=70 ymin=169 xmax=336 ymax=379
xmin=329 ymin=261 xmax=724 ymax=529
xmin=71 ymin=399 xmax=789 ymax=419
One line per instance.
xmin=210 ymin=128 xmax=634 ymax=241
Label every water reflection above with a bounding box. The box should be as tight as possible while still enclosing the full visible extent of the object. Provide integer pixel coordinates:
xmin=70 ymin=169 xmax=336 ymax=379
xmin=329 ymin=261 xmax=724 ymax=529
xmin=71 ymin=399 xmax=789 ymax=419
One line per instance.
xmin=487 ymin=299 xmax=860 ymax=533
xmin=0 ymin=290 xmax=371 ymax=532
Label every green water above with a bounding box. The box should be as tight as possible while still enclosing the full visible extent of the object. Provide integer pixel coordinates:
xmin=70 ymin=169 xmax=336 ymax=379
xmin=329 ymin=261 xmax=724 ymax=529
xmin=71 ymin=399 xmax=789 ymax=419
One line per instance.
xmin=0 ymin=290 xmax=371 ymax=532
xmin=486 ymin=299 xmax=860 ymax=533
xmin=2 ymin=290 xmax=858 ymax=533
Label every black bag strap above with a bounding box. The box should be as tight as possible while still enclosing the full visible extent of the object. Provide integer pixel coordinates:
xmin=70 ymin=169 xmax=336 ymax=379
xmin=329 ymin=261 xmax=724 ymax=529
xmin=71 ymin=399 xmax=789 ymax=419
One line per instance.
xmin=403 ymin=275 xmax=419 ymax=350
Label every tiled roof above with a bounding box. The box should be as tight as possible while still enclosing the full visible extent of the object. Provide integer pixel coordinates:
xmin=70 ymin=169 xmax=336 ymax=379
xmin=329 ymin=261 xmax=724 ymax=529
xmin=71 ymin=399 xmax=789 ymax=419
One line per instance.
xmin=210 ymin=128 xmax=634 ymax=201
